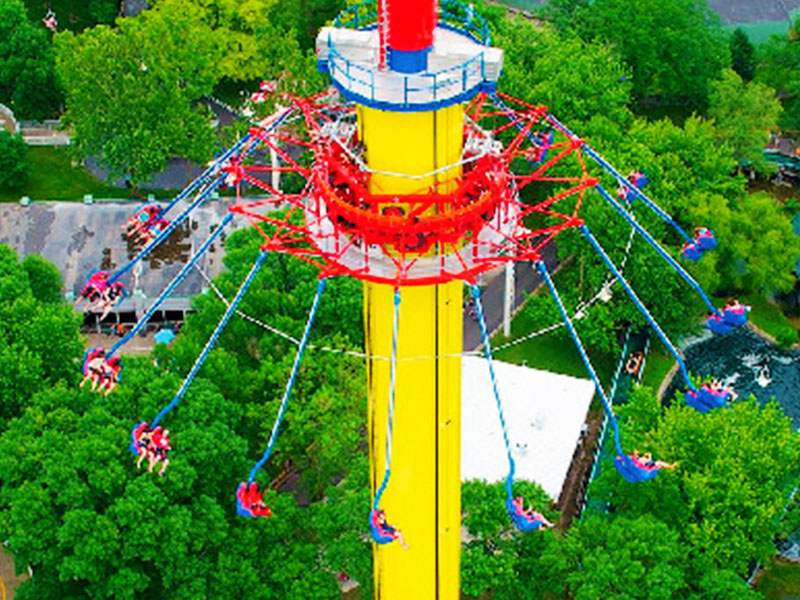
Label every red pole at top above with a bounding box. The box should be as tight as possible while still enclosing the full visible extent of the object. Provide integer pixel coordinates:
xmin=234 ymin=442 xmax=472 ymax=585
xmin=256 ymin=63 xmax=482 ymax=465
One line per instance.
xmin=382 ymin=0 xmax=437 ymax=73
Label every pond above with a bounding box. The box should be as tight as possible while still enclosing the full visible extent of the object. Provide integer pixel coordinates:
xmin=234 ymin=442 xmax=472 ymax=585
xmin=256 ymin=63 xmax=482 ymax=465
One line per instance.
xmin=666 ymin=328 xmax=800 ymax=428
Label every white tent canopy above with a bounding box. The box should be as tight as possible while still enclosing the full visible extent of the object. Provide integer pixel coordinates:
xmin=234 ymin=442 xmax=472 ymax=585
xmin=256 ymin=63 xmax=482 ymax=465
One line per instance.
xmin=461 ymin=356 xmax=595 ymax=500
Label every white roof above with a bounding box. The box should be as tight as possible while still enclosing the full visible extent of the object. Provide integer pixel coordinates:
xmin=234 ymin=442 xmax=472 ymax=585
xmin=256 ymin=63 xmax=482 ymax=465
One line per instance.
xmin=461 ymin=356 xmax=595 ymax=500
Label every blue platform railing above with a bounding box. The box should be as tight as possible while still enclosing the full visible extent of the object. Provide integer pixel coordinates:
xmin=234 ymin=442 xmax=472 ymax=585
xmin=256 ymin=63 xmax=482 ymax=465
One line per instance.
xmin=333 ymin=0 xmax=490 ymax=46
xmin=323 ymin=0 xmax=494 ymax=110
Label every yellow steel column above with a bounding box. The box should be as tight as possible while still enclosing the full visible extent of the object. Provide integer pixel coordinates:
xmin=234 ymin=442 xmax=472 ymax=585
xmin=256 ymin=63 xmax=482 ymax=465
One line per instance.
xmin=360 ymin=104 xmax=463 ymax=600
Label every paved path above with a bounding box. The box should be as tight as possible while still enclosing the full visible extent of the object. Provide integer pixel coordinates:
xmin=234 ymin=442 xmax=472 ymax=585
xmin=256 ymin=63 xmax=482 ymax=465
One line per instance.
xmin=462 ymin=243 xmax=557 ymax=351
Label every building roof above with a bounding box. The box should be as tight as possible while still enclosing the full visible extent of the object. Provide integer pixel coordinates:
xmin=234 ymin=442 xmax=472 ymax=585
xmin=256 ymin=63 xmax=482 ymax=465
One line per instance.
xmin=0 ymin=200 xmax=246 ymax=300
xmin=461 ymin=356 xmax=595 ymax=499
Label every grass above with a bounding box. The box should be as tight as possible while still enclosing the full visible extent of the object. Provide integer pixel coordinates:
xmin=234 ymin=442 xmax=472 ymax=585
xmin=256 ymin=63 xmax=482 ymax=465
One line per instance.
xmin=640 ymin=338 xmax=678 ymax=392
xmin=737 ymin=292 xmax=798 ymax=346
xmin=0 ymin=147 xmax=178 ymax=203
xmin=756 ymin=557 xmax=800 ymax=600
xmin=491 ymin=302 xmax=616 ymax=383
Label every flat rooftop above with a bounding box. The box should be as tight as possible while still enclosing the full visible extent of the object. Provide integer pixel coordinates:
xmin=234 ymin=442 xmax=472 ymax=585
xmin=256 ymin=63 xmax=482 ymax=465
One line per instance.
xmin=0 ymin=200 xmax=248 ymax=301
xmin=462 ymin=356 xmax=594 ymax=499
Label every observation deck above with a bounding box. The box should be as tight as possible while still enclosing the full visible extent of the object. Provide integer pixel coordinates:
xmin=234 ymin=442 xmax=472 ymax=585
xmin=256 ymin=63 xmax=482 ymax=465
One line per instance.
xmin=316 ymin=0 xmax=503 ymax=111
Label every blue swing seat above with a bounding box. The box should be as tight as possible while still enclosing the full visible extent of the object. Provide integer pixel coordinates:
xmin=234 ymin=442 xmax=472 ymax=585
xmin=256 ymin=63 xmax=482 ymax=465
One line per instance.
xmin=722 ymin=305 xmax=749 ymax=327
xmin=706 ymin=314 xmax=733 ymax=335
xmin=684 ymin=390 xmax=711 ymax=413
xmin=681 ymin=243 xmax=703 ymax=261
xmin=614 ymin=454 xmax=660 ymax=483
xmin=369 ymin=510 xmax=398 ymax=545
xmin=506 ymin=497 xmax=546 ymax=532
xmin=695 ymin=228 xmax=717 ymax=251
xmin=684 ymin=387 xmax=729 ymax=413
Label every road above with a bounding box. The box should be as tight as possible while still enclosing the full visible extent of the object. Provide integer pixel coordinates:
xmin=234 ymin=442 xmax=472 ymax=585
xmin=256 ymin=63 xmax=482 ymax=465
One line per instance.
xmin=462 ymin=243 xmax=557 ymax=351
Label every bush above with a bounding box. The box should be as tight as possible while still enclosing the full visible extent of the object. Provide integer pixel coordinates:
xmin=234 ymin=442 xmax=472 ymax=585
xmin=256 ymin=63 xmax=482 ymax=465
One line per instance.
xmin=0 ymin=129 xmax=28 ymax=188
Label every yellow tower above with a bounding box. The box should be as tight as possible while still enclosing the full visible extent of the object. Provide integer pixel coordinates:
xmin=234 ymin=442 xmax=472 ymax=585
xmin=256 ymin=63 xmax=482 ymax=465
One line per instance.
xmin=317 ymin=2 xmax=503 ymax=597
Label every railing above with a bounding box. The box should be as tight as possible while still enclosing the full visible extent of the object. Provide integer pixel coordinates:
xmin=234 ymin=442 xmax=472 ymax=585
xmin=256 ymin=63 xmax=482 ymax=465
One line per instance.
xmin=327 ymin=45 xmax=486 ymax=107
xmin=334 ymin=0 xmax=491 ymax=46
xmin=325 ymin=0 xmax=493 ymax=108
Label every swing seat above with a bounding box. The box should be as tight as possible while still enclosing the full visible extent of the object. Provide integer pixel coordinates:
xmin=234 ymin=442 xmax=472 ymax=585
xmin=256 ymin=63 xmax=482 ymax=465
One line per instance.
xmin=129 ymin=421 xmax=150 ymax=455
xmin=698 ymin=385 xmax=729 ymax=409
xmin=369 ymin=510 xmax=398 ymax=545
xmin=614 ymin=454 xmax=660 ymax=483
xmin=506 ymin=497 xmax=546 ymax=532
xmin=681 ymin=243 xmax=703 ymax=261
xmin=684 ymin=390 xmax=712 ymax=413
xmin=706 ymin=314 xmax=733 ymax=335
xmin=236 ymin=482 xmax=272 ymax=518
xmin=629 ymin=171 xmax=648 ymax=189
xmin=695 ymin=229 xmax=717 ymax=251
xmin=722 ymin=305 xmax=749 ymax=327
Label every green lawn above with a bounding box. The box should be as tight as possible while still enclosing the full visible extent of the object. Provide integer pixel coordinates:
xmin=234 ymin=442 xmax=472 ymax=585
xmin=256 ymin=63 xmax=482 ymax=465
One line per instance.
xmin=491 ymin=303 xmax=616 ymax=383
xmin=640 ymin=339 xmax=677 ymax=392
xmin=757 ymin=557 xmax=800 ymax=600
xmin=0 ymin=147 xmax=178 ymax=203
xmin=737 ymin=292 xmax=798 ymax=347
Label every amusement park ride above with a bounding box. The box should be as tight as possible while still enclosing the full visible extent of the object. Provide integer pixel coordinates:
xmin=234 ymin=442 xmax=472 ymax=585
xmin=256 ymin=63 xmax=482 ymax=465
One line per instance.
xmin=76 ymin=0 xmax=751 ymax=597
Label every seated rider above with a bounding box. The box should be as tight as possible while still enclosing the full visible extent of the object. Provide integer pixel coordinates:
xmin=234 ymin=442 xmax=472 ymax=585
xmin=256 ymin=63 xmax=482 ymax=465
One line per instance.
xmin=149 ymin=427 xmax=171 ymax=476
xmin=512 ymin=497 xmax=554 ymax=529
xmin=100 ymin=356 xmax=122 ymax=396
xmin=79 ymin=348 xmax=107 ymax=392
xmin=374 ymin=510 xmax=409 ymax=550
xmin=135 ymin=425 xmax=154 ymax=470
xmin=241 ymin=482 xmax=272 ymax=517
xmin=631 ymin=449 xmax=676 ymax=471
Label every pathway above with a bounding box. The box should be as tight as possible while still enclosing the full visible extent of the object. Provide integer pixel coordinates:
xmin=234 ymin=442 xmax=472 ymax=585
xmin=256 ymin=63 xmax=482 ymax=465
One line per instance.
xmin=0 ymin=547 xmax=28 ymax=600
xmin=462 ymin=243 xmax=557 ymax=351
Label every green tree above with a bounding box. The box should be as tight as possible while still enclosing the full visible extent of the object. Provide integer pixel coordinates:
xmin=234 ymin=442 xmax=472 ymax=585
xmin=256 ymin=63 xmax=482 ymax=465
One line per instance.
xmin=713 ymin=192 xmax=799 ymax=295
xmin=575 ymin=0 xmax=729 ymax=107
xmin=709 ymin=69 xmax=782 ymax=173
xmin=156 ymin=0 xmax=327 ymax=101
xmin=88 ymin=0 xmax=120 ymax=25
xmin=730 ymin=28 xmax=756 ymax=82
xmin=0 ymin=377 xmax=342 ymax=600
xmin=590 ymin=386 xmax=800 ymax=584
xmin=22 ymin=254 xmax=63 ymax=303
xmin=0 ymin=246 xmax=82 ymax=427
xmin=55 ymin=0 xmax=223 ymax=189
xmin=461 ymin=480 xmax=558 ymax=599
xmin=757 ymin=26 xmax=800 ymax=131
xmin=495 ymin=20 xmax=633 ymax=127
xmin=0 ymin=0 xmax=62 ymax=119
xmin=543 ymin=0 xmax=590 ymax=35
xmin=0 ymin=129 xmax=28 ymax=189
xmin=540 ymin=514 xmax=687 ymax=599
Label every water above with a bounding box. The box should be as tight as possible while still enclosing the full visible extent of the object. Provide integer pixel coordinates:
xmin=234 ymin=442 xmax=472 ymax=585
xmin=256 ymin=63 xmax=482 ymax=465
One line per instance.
xmin=666 ymin=328 xmax=800 ymax=427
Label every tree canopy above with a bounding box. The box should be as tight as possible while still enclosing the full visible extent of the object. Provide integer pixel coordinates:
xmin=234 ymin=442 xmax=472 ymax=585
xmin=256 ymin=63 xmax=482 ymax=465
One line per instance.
xmin=0 ymin=0 xmax=62 ymax=120
xmin=55 ymin=0 xmax=222 ymax=188
xmin=757 ymin=27 xmax=800 ymax=132
xmin=0 ymin=130 xmax=28 ymax=189
xmin=709 ymin=69 xmax=782 ymax=174
xmin=730 ymin=28 xmax=756 ymax=82
xmin=569 ymin=0 xmax=729 ymax=108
